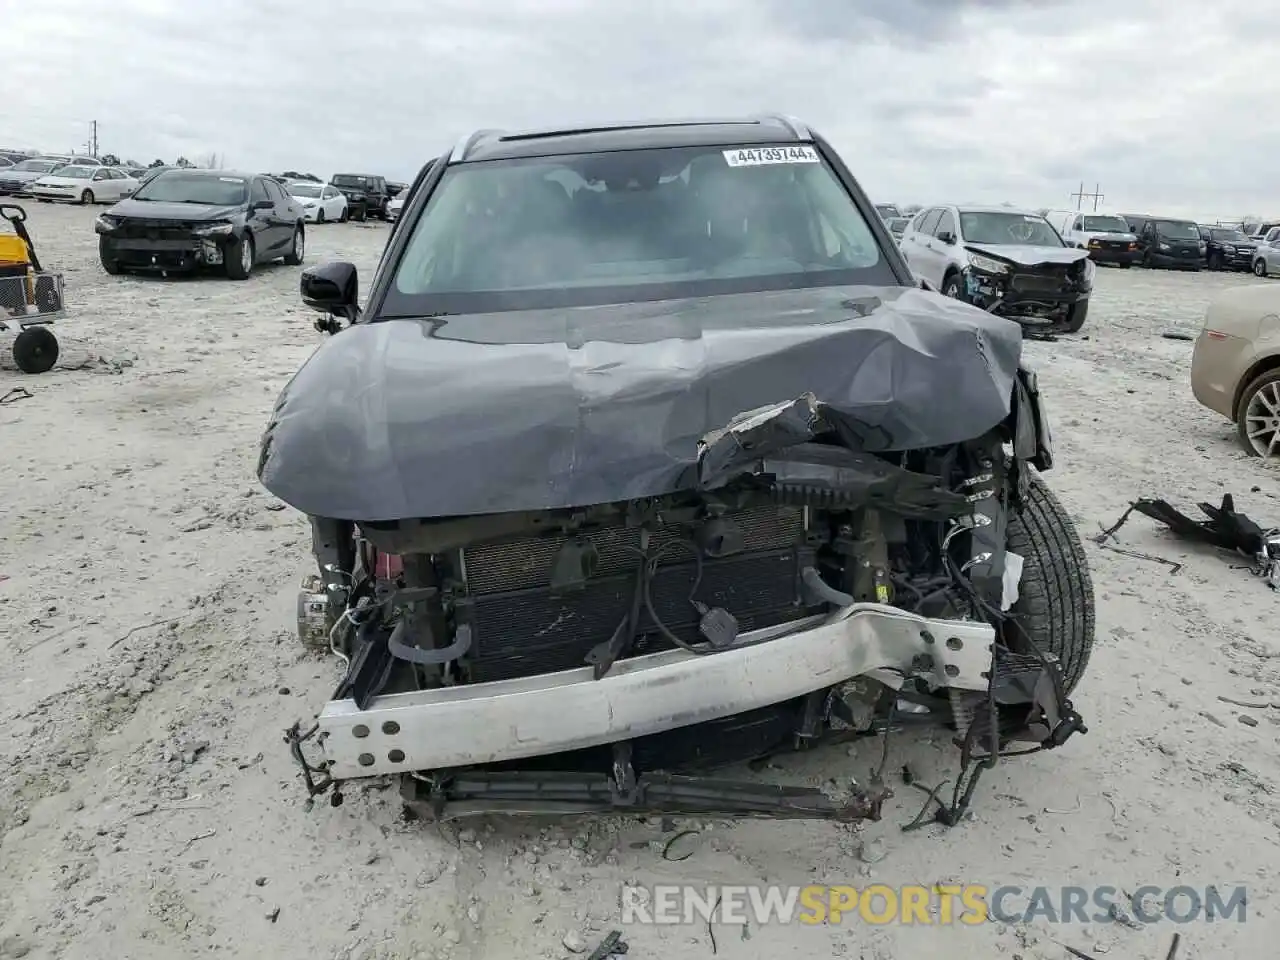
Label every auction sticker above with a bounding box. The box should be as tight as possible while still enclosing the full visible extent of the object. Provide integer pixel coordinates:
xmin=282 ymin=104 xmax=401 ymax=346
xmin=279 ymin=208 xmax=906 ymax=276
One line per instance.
xmin=723 ymin=145 xmax=820 ymax=166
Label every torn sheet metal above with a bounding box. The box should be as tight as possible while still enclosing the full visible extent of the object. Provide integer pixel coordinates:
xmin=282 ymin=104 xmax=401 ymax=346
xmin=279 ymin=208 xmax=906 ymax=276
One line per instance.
xmin=257 ymin=284 xmax=1023 ymax=521
xmin=694 ymin=402 xmax=975 ymax=518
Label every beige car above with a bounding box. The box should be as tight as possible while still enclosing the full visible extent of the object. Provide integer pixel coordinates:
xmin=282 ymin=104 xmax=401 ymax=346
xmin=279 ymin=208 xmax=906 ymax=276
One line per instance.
xmin=1191 ymin=284 xmax=1280 ymax=456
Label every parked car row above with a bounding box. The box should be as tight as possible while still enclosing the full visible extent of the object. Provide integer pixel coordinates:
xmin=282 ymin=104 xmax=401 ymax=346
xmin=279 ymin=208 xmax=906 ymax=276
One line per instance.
xmin=0 ymin=156 xmax=140 ymax=204
xmin=875 ymin=200 xmax=1280 ymax=297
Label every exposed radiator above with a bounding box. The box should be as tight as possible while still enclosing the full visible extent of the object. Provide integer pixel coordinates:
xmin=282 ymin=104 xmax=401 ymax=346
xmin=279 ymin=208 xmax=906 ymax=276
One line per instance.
xmin=456 ymin=505 xmax=816 ymax=683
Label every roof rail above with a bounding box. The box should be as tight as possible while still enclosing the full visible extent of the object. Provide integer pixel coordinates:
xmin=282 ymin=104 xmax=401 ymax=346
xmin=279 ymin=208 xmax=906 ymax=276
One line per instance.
xmin=752 ymin=113 xmax=811 ymax=139
xmin=450 ymin=129 xmax=504 ymax=163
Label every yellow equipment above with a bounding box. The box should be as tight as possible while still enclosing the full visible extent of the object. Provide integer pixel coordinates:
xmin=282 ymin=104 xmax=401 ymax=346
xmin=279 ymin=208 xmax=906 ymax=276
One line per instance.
xmin=0 ymin=203 xmax=64 ymax=373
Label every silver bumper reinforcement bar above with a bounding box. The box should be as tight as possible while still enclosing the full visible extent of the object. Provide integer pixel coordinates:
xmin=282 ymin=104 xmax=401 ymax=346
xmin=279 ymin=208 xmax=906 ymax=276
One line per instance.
xmin=316 ymin=603 xmax=995 ymax=780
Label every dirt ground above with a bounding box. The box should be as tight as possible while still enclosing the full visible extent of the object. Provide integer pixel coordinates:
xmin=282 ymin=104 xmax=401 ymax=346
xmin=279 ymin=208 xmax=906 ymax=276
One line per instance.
xmin=1 ymin=202 xmax=1276 ymax=960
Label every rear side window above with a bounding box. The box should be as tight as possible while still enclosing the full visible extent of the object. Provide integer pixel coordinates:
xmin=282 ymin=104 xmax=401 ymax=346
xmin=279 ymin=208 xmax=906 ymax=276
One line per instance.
xmin=385 ymin=142 xmax=898 ymax=315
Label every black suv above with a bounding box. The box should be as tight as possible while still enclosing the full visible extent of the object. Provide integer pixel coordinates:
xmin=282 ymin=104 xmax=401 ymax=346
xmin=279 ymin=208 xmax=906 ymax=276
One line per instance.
xmin=1198 ymin=225 xmax=1255 ymax=271
xmin=329 ymin=174 xmax=390 ymax=221
xmin=262 ymin=116 xmax=1095 ymax=821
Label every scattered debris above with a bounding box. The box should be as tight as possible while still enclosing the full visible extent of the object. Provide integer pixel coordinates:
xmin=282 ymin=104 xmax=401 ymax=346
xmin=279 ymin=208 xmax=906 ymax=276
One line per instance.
xmin=561 ymin=930 xmax=587 ymax=954
xmin=178 ymin=830 xmax=216 ymax=854
xmin=586 ymin=930 xmax=629 ymax=959
xmin=661 ymin=829 xmax=700 ymax=862
xmin=108 ymin=616 xmax=185 ymax=649
xmin=1044 ymin=796 xmax=1083 ymax=815
xmin=1161 ymin=331 xmax=1195 ymax=341
xmin=266 ymin=907 xmax=280 ymax=923
xmin=1218 ymin=695 xmax=1278 ymax=709
xmin=0 ymin=387 xmax=34 ymax=404
xmin=706 ymin=895 xmax=723 ymax=955
xmin=1096 ymin=494 xmax=1280 ymax=585
xmin=1239 ymin=715 xmax=1259 ymax=727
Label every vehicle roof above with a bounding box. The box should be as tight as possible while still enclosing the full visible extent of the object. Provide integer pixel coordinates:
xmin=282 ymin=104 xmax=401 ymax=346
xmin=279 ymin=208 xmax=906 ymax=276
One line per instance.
xmin=148 ymin=168 xmax=257 ymax=179
xmin=451 ymin=114 xmax=813 ymax=163
xmin=951 ymin=204 xmax=1046 ymax=217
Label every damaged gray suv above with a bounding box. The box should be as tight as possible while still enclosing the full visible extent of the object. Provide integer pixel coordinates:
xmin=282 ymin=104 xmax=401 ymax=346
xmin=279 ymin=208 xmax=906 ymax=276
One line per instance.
xmin=261 ymin=115 xmax=1095 ymax=824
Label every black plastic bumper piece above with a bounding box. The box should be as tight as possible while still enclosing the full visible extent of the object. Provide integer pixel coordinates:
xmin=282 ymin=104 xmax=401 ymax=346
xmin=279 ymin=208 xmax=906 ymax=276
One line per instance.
xmin=400 ymin=769 xmax=892 ymax=822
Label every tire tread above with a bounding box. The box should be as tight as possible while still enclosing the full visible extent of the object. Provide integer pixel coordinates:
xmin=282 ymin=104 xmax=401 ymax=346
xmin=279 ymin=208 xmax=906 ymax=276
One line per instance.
xmin=1005 ymin=474 xmax=1096 ymax=694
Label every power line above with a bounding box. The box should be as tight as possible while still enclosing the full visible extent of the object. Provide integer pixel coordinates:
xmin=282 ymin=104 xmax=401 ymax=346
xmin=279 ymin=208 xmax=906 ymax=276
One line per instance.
xmin=1070 ymin=181 xmax=1105 ymax=212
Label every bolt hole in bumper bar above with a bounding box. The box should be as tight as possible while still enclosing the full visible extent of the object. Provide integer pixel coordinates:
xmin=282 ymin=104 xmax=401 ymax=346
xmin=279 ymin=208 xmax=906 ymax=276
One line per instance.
xmin=314 ymin=603 xmax=994 ymax=780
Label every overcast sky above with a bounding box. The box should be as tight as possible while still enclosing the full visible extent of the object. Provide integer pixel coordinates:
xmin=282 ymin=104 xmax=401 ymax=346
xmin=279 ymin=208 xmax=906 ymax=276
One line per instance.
xmin=6 ymin=0 xmax=1275 ymax=220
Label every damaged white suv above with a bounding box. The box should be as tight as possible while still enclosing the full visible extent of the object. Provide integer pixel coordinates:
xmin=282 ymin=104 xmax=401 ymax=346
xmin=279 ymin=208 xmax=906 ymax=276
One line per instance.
xmin=261 ymin=115 xmax=1095 ymax=824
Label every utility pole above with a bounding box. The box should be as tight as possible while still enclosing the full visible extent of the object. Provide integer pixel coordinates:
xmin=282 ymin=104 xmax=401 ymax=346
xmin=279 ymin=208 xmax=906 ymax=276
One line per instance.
xmin=90 ymin=120 xmax=98 ymax=158
xmin=1070 ymin=181 xmax=1105 ymax=211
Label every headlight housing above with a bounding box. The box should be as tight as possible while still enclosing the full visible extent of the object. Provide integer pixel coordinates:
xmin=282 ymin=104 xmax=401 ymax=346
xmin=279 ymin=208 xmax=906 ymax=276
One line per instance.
xmin=967 ymin=253 xmax=1008 ymax=275
xmin=1159 ymin=242 xmax=1171 ymax=251
xmin=192 ymin=220 xmax=235 ymax=237
xmin=94 ymin=214 xmax=120 ymax=233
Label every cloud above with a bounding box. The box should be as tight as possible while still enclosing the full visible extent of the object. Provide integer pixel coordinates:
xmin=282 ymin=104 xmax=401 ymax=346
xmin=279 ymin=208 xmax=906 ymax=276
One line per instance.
xmin=3 ymin=0 xmax=1276 ymax=218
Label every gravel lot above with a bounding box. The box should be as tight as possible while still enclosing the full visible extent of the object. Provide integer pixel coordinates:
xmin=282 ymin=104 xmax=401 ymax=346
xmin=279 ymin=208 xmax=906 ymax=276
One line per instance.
xmin=1 ymin=202 xmax=1277 ymax=960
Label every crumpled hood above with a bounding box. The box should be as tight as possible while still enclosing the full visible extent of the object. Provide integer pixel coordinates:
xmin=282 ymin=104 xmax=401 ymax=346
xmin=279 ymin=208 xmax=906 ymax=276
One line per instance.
xmin=965 ymin=243 xmax=1090 ymax=267
xmin=257 ymin=285 xmax=1025 ymax=521
xmin=105 ymin=198 xmax=244 ymax=220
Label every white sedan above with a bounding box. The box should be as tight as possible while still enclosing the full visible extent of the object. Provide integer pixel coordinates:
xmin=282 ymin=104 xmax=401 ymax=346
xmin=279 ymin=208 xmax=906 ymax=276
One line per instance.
xmin=29 ymin=164 xmax=139 ymax=204
xmin=288 ymin=181 xmax=348 ymax=223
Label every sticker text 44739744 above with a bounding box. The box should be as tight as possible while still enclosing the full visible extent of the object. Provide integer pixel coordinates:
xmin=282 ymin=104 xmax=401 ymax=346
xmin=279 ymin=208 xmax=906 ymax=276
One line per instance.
xmin=722 ymin=145 xmax=820 ymax=167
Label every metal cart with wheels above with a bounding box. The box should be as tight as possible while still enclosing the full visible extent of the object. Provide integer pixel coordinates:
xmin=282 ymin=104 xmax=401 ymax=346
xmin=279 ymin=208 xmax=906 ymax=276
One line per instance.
xmin=1 ymin=203 xmax=66 ymax=374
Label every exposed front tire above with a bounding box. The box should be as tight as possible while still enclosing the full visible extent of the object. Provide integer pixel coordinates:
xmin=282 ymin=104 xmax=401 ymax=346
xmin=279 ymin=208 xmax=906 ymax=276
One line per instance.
xmin=355 ymin=205 xmax=367 ymax=223
xmin=316 ymin=208 xmax=326 ymax=224
xmin=224 ymin=232 xmax=254 ymax=280
xmin=1061 ymin=299 xmax=1088 ymax=333
xmin=942 ymin=271 xmax=964 ymax=300
xmin=1005 ymin=473 xmax=1096 ymax=696
xmin=284 ymin=225 xmax=305 ymax=266
xmin=78 ymin=189 xmax=94 ymax=205
xmin=98 ymin=237 xmax=122 ymax=275
xmin=1235 ymin=368 xmax=1280 ymax=458
xmin=1208 ymin=251 xmax=1223 ymax=271
xmin=1254 ymin=258 xmax=1268 ymax=278
xmin=339 ymin=206 xmax=349 ymax=223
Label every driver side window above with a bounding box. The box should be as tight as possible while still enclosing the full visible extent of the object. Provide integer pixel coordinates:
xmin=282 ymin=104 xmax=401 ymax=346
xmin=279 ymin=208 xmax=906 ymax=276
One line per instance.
xmin=934 ymin=209 xmax=956 ymax=239
xmin=250 ymin=179 xmax=270 ymax=204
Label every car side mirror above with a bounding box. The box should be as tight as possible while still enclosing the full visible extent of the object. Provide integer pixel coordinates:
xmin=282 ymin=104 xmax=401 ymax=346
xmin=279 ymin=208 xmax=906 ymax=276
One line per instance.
xmin=936 ymin=230 xmax=956 ymax=245
xmin=918 ymin=276 xmax=937 ymax=292
xmin=301 ymin=261 xmax=359 ymax=333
